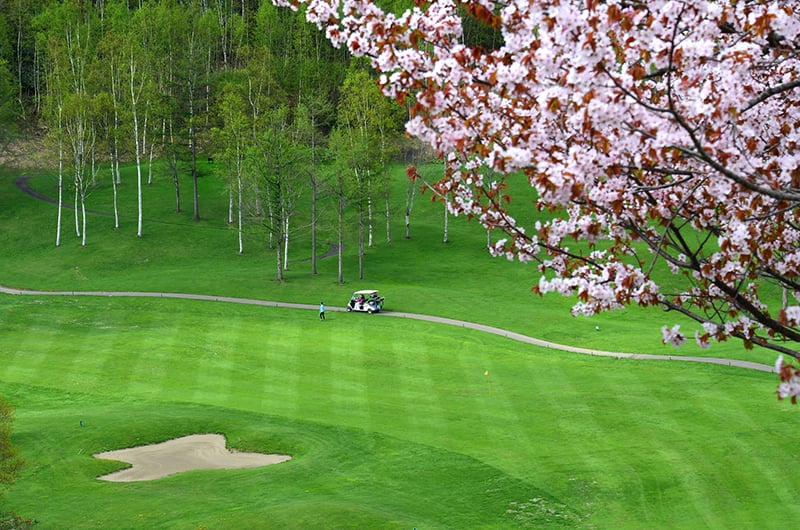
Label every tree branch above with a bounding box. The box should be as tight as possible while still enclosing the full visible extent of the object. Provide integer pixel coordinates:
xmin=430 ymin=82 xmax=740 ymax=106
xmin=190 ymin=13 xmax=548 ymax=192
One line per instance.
xmin=741 ymin=79 xmax=800 ymax=113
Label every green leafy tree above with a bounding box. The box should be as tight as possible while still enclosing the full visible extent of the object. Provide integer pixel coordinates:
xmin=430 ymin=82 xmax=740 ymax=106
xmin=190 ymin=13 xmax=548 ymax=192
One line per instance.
xmin=35 ymin=1 xmax=99 ymax=247
xmin=328 ymin=126 xmax=354 ymax=284
xmin=124 ymin=8 xmax=157 ymax=238
xmin=0 ymin=0 xmax=45 ymax=120
xmin=250 ymin=104 xmax=307 ymax=281
xmin=0 ymin=56 xmax=16 ymax=155
xmin=212 ymin=76 xmax=252 ymax=254
xmin=332 ymin=63 xmax=402 ymax=279
xmin=287 ymin=14 xmax=342 ymax=275
xmin=0 ymin=9 xmax=17 ymax=150
xmin=144 ymin=0 xmax=186 ymax=213
xmin=294 ymin=93 xmax=333 ymax=275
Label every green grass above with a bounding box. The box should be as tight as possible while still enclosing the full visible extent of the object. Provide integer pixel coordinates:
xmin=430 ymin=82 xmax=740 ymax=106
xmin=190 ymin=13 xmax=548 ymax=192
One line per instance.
xmin=0 ymin=164 xmax=774 ymax=363
xmin=1 ymin=295 xmax=797 ymax=529
xmin=1 ymin=162 xmax=799 ymax=528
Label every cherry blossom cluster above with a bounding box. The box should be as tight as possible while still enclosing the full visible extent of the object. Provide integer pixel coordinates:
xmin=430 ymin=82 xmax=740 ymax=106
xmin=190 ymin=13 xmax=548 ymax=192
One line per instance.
xmin=777 ymin=356 xmax=800 ymax=403
xmin=275 ymin=0 xmax=800 ymax=396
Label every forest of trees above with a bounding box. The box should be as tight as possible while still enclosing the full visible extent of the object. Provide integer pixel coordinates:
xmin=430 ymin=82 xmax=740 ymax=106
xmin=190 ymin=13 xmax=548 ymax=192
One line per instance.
xmin=0 ymin=0 xmax=440 ymax=282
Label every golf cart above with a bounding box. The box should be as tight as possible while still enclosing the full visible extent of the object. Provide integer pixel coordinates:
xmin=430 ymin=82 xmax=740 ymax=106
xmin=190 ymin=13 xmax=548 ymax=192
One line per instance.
xmin=347 ymin=290 xmax=384 ymax=313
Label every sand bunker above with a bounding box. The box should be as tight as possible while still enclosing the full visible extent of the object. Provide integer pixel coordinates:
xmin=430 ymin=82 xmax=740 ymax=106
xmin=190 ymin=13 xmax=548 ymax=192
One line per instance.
xmin=94 ymin=433 xmax=291 ymax=482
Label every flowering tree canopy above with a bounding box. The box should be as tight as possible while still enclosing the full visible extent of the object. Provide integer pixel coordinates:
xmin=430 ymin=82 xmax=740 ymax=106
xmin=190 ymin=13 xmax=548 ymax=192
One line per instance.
xmin=277 ymin=0 xmax=800 ymax=394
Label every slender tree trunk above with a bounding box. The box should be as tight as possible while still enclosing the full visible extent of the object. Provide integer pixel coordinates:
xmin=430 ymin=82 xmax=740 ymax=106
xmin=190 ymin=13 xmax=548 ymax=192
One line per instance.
xmin=237 ymin=172 xmax=243 ymax=254
xmin=110 ymin=157 xmax=119 ymax=229
xmin=33 ymin=43 xmax=41 ymax=113
xmin=148 ymin=141 xmax=155 ymax=185
xmin=266 ymin=194 xmax=274 ymax=249
xmin=173 ymin=166 xmax=181 ymax=213
xmin=168 ymin=118 xmax=181 ymax=213
xmin=143 ymin=107 xmax=152 ymax=185
xmin=112 ymin=168 xmax=119 ymax=229
xmin=130 ymin=55 xmax=144 ymax=238
xmin=385 ymin=188 xmax=391 ymax=243
xmin=191 ymin=143 xmax=199 ymax=220
xmin=80 ymin=189 xmax=87 ymax=247
xmin=56 ymin=129 xmax=63 ymax=247
xmin=358 ymin=191 xmax=365 ymax=280
xmin=443 ymin=204 xmax=449 ymax=243
xmin=190 ymin=85 xmax=200 ymax=221
xmin=73 ymin=181 xmax=80 ymax=238
xmin=337 ymin=176 xmax=345 ymax=285
xmin=309 ymin=111 xmax=320 ymax=275
xmin=404 ymin=178 xmax=415 ymax=239
xmin=275 ymin=238 xmax=284 ymax=281
xmin=311 ymin=169 xmax=318 ymax=275
xmin=367 ymin=178 xmax=374 ymax=248
xmin=133 ymin=108 xmax=143 ymax=237
xmin=111 ymin=63 xmax=122 ymax=185
xmin=72 ymin=146 xmax=82 ymax=240
xmin=90 ymin=139 xmax=97 ymax=187
xmin=283 ymin=216 xmax=289 ymax=270
xmin=15 ymin=9 xmax=24 ymax=120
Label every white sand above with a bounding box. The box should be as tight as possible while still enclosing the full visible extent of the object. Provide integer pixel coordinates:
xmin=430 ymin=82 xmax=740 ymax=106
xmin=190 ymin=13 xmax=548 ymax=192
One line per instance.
xmin=94 ymin=433 xmax=291 ymax=482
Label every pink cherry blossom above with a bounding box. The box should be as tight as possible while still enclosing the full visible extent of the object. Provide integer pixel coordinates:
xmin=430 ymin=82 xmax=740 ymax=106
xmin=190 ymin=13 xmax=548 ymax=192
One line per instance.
xmin=275 ymin=0 xmax=800 ymax=396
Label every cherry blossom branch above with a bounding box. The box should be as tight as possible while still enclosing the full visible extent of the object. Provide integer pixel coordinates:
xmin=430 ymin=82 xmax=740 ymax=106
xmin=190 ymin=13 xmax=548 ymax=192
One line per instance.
xmin=742 ymin=79 xmax=800 ymax=113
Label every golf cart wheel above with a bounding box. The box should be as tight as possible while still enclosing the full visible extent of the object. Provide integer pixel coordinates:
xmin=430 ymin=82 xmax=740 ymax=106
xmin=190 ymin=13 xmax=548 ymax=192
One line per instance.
xmin=367 ymin=308 xmax=374 ymax=314
xmin=346 ymin=306 xmax=352 ymax=312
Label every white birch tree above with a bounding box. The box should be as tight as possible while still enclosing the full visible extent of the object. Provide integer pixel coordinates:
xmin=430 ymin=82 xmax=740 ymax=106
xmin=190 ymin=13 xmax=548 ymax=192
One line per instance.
xmin=295 ymin=94 xmax=332 ymax=275
xmin=212 ymin=80 xmax=251 ymax=254
xmin=126 ymin=41 xmax=147 ymax=238
xmin=250 ymin=104 xmax=305 ymax=281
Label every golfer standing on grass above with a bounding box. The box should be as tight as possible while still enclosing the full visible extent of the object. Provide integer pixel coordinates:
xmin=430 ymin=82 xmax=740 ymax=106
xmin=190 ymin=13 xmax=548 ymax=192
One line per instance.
xmin=319 ymin=302 xmax=325 ymax=320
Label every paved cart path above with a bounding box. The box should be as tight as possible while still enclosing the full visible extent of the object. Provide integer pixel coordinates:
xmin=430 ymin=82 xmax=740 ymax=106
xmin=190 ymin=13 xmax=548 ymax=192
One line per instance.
xmin=5 ymin=174 xmax=775 ymax=374
xmin=0 ymin=283 xmax=776 ymax=374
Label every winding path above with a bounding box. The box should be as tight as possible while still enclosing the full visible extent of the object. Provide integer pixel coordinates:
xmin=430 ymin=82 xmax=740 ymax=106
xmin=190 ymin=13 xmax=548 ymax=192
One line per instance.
xmin=0 ymin=284 xmax=776 ymax=374
xmin=6 ymin=174 xmax=775 ymax=374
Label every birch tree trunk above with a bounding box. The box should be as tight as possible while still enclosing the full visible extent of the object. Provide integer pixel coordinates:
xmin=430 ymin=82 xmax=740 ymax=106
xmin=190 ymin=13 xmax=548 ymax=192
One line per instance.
xmin=111 ymin=157 xmax=119 ymax=229
xmin=358 ymin=173 xmax=365 ymax=280
xmin=73 ymin=183 xmax=80 ymax=238
xmin=367 ymin=177 xmax=373 ymax=248
xmin=385 ymin=188 xmax=391 ymax=244
xmin=443 ymin=204 xmax=449 ymax=244
xmin=190 ymin=93 xmax=200 ymax=221
xmin=237 ymin=172 xmax=243 ymax=255
xmin=404 ymin=178 xmax=415 ymax=239
xmin=109 ymin=60 xmax=123 ymax=186
xmin=311 ymin=168 xmax=318 ymax=274
xmin=337 ymin=175 xmax=345 ymax=285
xmin=147 ymin=133 xmax=155 ymax=186
xmin=275 ymin=228 xmax=284 ymax=281
xmin=55 ymin=115 xmax=63 ymax=247
xmin=80 ymin=177 xmax=87 ymax=247
xmin=167 ymin=118 xmax=182 ymax=213
xmin=283 ymin=216 xmax=289 ymax=270
xmin=132 ymin=84 xmax=143 ymax=238
xmin=142 ymin=106 xmax=151 ymax=186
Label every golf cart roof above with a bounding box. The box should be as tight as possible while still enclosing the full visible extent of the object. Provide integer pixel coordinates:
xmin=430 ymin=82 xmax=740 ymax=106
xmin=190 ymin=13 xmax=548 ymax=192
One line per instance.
xmin=352 ymin=289 xmax=379 ymax=295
